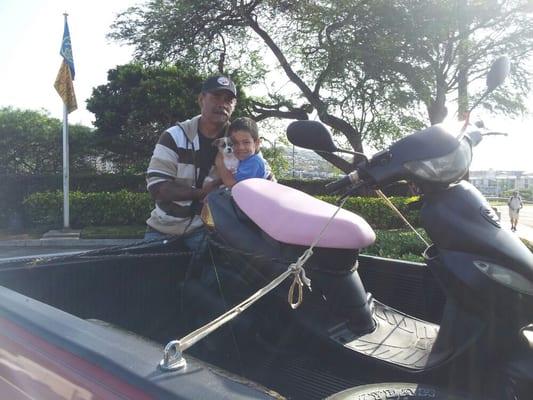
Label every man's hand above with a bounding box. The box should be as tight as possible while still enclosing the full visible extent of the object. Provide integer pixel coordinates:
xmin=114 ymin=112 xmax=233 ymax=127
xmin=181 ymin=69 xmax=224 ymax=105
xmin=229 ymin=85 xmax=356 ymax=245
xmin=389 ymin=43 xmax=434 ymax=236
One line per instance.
xmin=215 ymin=153 xmax=237 ymax=187
xmin=201 ymin=178 xmax=222 ymax=196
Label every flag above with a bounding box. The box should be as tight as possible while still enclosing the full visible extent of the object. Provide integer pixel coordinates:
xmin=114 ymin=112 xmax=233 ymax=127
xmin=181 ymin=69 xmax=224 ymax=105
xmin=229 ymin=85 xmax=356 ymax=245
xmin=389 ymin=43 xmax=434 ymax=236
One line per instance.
xmin=54 ymin=18 xmax=77 ymax=113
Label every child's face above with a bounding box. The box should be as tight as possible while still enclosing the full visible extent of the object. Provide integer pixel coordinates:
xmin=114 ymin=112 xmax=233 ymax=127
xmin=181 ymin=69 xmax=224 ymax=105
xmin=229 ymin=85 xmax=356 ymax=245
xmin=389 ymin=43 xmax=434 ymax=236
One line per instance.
xmin=231 ymin=130 xmax=259 ymax=161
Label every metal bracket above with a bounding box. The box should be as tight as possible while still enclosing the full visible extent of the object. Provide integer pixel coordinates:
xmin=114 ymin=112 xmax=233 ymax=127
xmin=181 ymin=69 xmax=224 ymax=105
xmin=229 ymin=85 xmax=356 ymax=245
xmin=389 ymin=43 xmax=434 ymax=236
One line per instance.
xmin=159 ymin=340 xmax=187 ymax=371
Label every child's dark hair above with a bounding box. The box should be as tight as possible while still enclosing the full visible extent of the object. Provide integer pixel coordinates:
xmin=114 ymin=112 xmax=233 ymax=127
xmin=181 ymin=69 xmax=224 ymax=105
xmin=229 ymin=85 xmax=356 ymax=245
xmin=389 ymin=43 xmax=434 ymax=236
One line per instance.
xmin=228 ymin=117 xmax=259 ymax=141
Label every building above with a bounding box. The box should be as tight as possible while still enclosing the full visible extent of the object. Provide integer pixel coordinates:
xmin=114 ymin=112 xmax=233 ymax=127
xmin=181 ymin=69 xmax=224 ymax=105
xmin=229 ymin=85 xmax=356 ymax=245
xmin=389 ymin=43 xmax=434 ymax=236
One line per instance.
xmin=470 ymin=170 xmax=533 ymax=197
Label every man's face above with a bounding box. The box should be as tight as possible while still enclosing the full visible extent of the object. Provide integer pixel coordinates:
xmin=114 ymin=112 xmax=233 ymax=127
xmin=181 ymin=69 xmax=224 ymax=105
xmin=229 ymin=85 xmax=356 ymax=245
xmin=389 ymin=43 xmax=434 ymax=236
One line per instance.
xmin=199 ymin=90 xmax=236 ymax=126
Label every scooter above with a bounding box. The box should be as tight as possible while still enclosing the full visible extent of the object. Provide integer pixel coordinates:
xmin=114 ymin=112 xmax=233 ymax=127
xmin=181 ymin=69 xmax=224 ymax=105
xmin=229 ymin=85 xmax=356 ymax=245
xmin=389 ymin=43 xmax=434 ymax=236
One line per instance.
xmin=187 ymin=56 xmax=533 ymax=399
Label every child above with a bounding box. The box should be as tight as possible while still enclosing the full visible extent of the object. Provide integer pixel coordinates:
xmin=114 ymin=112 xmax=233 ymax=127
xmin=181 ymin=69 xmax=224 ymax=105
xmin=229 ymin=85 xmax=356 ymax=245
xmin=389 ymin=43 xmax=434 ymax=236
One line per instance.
xmin=216 ymin=117 xmax=274 ymax=187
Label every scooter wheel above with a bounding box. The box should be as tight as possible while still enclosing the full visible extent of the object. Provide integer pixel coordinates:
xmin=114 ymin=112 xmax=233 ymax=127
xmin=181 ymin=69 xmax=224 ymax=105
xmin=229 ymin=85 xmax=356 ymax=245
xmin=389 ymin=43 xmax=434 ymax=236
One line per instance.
xmin=326 ymin=382 xmax=476 ymax=399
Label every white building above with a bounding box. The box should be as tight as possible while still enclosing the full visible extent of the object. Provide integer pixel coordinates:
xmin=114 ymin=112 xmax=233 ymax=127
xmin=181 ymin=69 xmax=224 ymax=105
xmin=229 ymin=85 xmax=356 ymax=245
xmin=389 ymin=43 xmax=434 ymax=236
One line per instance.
xmin=470 ymin=170 xmax=533 ymax=197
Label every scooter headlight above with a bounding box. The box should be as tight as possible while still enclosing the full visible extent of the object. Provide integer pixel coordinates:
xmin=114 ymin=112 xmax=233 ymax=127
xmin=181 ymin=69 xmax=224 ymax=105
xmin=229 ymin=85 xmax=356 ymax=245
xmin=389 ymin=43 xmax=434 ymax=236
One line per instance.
xmin=474 ymin=260 xmax=533 ymax=295
xmin=403 ymin=139 xmax=471 ymax=183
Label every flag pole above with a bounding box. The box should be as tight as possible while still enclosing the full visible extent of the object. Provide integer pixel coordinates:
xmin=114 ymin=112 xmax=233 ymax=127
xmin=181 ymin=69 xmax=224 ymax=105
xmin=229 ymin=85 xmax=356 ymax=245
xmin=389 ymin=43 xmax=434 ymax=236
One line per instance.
xmin=54 ymin=11 xmax=76 ymax=233
xmin=62 ymin=12 xmax=70 ymax=230
xmin=62 ymin=101 xmax=70 ymax=229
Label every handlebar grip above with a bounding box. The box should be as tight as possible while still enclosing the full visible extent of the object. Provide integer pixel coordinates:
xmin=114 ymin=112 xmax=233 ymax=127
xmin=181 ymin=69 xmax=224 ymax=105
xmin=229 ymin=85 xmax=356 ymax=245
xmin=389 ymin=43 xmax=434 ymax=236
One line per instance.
xmin=325 ymin=171 xmax=360 ymax=193
xmin=325 ymin=175 xmax=351 ymax=193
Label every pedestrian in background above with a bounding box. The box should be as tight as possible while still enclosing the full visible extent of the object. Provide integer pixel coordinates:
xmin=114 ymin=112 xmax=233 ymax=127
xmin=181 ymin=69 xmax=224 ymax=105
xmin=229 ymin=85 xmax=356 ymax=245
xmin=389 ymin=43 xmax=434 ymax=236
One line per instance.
xmin=508 ymin=191 xmax=523 ymax=232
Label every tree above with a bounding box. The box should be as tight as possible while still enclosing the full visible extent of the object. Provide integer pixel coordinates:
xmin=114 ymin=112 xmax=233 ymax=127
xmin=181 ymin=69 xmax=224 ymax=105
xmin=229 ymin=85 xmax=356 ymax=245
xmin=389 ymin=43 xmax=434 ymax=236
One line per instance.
xmin=259 ymin=134 xmax=290 ymax=178
xmin=111 ymin=0 xmax=533 ymax=171
xmin=356 ymin=0 xmax=533 ymax=124
xmin=0 ymin=107 xmax=97 ymax=175
xmin=86 ymin=62 xmax=252 ymax=173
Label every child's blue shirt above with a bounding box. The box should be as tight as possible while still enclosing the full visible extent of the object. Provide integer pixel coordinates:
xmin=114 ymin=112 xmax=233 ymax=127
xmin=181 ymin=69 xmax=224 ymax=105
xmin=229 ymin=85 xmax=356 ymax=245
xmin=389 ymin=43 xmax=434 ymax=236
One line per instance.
xmin=234 ymin=153 xmax=270 ymax=182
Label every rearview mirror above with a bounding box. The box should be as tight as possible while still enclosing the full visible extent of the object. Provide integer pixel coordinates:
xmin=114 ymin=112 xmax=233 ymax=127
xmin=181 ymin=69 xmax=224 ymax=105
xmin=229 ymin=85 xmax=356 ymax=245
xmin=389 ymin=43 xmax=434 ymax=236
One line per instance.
xmin=287 ymin=120 xmax=337 ymax=153
xmin=486 ymin=56 xmax=510 ymax=92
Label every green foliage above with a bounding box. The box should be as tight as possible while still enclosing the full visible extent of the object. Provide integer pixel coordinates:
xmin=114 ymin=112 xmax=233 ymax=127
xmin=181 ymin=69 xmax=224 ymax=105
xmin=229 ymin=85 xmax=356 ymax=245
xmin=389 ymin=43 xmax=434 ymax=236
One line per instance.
xmin=21 ymin=187 xmax=419 ymax=232
xmin=260 ymin=133 xmax=290 ymax=178
xmin=88 ymin=63 xmax=203 ymax=137
xmin=262 ymin=145 xmax=290 ymax=178
xmin=87 ymin=63 xmax=253 ymax=173
xmin=365 ymin=229 xmax=429 ymax=262
xmin=0 ymin=107 xmax=98 ymax=175
xmin=23 ymin=190 xmax=152 ymax=228
xmin=317 ymin=195 xmax=421 ymax=229
xmin=0 ymin=174 xmax=147 ymax=228
xmin=3 ymin=175 xmax=336 ymax=229
xmin=110 ymin=0 xmax=533 ymax=167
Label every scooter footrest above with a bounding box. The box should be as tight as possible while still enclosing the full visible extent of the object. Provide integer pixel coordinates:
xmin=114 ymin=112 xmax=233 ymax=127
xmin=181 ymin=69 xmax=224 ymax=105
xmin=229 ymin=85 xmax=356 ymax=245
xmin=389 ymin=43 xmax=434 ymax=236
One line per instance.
xmin=329 ymin=301 xmax=449 ymax=370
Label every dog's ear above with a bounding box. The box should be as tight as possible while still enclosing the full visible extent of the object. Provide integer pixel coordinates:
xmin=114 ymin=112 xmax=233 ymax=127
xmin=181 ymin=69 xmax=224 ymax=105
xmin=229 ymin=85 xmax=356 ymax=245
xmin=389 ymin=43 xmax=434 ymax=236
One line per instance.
xmin=212 ymin=138 xmax=223 ymax=147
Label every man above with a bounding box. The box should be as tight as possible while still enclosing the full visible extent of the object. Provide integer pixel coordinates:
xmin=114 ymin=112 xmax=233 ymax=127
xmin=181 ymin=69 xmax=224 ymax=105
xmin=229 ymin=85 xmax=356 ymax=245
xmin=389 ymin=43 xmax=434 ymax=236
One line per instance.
xmin=144 ymin=75 xmax=237 ymax=249
xmin=508 ymin=191 xmax=523 ymax=232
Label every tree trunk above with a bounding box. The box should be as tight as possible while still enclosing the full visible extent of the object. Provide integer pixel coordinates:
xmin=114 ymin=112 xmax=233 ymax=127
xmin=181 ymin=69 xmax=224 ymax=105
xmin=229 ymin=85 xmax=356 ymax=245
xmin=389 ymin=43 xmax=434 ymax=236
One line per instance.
xmin=428 ymin=79 xmax=448 ymax=125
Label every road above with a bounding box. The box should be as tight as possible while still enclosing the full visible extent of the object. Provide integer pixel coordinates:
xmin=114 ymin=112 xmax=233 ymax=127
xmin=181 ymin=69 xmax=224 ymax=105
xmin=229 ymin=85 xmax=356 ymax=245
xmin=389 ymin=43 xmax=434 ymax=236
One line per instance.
xmin=495 ymin=204 xmax=533 ymax=242
xmin=518 ymin=204 xmax=533 ymax=228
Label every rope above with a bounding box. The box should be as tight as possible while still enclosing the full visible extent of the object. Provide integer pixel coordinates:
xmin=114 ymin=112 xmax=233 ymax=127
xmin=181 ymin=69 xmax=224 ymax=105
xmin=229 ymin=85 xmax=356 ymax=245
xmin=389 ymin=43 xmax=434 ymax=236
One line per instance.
xmin=167 ymin=196 xmax=350 ymax=358
xmin=175 ymin=266 xmax=295 ymax=354
xmin=375 ymin=189 xmax=430 ymax=247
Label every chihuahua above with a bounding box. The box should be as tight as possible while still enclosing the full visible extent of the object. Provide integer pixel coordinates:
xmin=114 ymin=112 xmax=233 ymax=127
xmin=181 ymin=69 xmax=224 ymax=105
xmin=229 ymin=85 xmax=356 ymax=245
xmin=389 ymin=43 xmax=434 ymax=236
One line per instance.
xmin=213 ymin=137 xmax=239 ymax=173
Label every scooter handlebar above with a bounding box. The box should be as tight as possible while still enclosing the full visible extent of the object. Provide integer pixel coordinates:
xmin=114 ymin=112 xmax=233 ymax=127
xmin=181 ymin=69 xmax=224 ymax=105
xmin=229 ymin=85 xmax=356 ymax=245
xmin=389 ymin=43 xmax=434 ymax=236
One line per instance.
xmin=325 ymin=171 xmax=360 ymax=193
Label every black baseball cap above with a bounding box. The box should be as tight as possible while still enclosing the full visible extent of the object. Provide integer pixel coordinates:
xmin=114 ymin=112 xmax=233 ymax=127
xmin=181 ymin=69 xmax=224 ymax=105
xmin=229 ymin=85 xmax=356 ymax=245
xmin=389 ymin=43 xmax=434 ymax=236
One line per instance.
xmin=201 ymin=75 xmax=237 ymax=98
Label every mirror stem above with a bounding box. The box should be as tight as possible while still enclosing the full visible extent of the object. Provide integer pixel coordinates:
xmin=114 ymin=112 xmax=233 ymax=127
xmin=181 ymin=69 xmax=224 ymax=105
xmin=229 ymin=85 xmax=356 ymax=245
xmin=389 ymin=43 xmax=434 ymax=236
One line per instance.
xmin=333 ymin=148 xmax=368 ymax=161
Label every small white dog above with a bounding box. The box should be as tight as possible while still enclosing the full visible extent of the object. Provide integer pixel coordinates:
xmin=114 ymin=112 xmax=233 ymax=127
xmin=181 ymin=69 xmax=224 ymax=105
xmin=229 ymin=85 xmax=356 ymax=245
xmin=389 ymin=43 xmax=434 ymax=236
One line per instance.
xmin=213 ymin=137 xmax=239 ymax=173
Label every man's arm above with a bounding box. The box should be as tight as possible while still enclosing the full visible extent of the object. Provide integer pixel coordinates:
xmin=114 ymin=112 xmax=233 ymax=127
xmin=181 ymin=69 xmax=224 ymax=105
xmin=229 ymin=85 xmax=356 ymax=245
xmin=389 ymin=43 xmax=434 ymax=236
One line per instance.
xmin=148 ymin=181 xmax=205 ymax=202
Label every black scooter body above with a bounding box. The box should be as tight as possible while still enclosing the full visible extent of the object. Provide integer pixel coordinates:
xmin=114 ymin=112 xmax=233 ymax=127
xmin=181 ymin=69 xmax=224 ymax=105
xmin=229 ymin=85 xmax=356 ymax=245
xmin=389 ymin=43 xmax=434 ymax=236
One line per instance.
xmin=421 ymin=181 xmax=533 ymax=327
xmin=422 ymin=181 xmax=533 ymax=279
xmin=203 ymin=179 xmax=533 ymax=397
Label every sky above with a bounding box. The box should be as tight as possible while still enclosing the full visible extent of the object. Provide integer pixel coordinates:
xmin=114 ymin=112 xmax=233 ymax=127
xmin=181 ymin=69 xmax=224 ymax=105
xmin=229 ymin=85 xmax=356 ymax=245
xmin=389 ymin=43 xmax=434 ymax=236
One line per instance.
xmin=0 ymin=0 xmax=532 ymax=172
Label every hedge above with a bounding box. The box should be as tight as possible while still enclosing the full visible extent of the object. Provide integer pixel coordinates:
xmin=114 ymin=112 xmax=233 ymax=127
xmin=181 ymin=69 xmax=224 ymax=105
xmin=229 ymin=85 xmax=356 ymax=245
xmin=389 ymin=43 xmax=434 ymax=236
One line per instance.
xmin=2 ymin=174 xmax=413 ymax=228
xmin=22 ymin=190 xmax=420 ymax=230
xmin=0 ymin=174 xmax=146 ymax=228
xmin=23 ymin=190 xmax=152 ymax=228
xmin=365 ymin=229 xmax=429 ymax=262
xmin=317 ymin=195 xmax=421 ymax=229
xmin=2 ymin=175 xmax=325 ymax=228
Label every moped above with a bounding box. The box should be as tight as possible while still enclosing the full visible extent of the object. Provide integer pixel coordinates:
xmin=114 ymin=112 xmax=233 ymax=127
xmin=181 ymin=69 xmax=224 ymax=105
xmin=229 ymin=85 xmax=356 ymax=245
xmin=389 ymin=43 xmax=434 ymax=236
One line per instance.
xmin=189 ymin=55 xmax=533 ymax=399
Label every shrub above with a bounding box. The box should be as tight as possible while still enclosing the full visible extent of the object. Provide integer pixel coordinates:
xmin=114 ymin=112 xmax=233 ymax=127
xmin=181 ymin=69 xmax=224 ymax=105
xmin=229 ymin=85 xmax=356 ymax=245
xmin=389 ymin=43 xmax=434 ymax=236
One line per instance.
xmin=364 ymin=229 xmax=429 ymax=262
xmin=22 ymin=188 xmax=420 ymax=233
xmin=317 ymin=195 xmax=421 ymax=229
xmin=0 ymin=174 xmax=146 ymax=228
xmin=23 ymin=190 xmax=152 ymax=228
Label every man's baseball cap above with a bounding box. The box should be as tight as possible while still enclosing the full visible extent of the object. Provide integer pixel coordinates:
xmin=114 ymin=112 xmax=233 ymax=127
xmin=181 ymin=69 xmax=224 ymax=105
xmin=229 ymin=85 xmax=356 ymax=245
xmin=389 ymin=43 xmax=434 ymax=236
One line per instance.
xmin=201 ymin=75 xmax=237 ymax=98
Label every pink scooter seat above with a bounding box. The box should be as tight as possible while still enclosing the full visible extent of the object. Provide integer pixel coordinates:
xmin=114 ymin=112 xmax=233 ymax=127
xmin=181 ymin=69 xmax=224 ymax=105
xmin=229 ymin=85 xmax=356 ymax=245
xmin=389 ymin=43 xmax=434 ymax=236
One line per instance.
xmin=232 ymin=179 xmax=376 ymax=250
